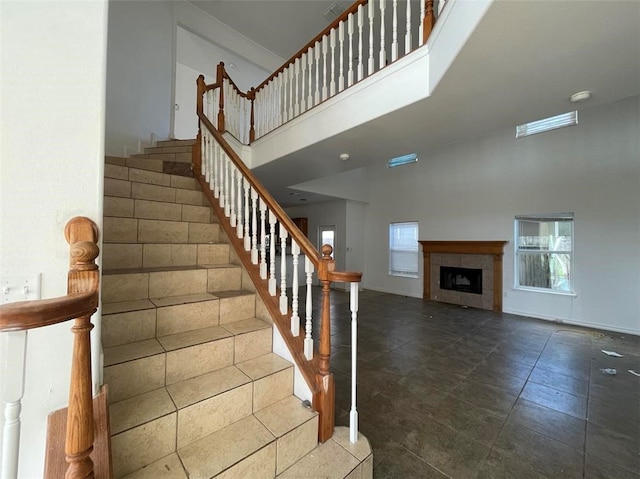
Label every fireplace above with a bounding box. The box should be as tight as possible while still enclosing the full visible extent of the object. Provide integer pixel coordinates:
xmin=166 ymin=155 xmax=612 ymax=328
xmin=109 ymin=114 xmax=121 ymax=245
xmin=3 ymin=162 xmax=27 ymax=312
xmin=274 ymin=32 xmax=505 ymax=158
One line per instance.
xmin=419 ymin=241 xmax=508 ymax=312
xmin=440 ymin=266 xmax=482 ymax=294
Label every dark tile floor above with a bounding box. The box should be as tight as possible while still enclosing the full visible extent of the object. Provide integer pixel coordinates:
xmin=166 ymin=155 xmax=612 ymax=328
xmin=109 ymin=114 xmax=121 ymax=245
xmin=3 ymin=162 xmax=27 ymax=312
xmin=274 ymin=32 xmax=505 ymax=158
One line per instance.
xmin=321 ymin=289 xmax=639 ymax=478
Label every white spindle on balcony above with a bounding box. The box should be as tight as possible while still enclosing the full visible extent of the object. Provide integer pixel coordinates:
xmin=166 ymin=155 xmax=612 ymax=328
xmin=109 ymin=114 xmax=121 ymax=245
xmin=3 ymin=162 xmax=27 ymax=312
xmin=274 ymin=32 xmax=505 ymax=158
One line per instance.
xmin=294 ymin=58 xmax=300 ymax=117
xmin=405 ymin=0 xmax=412 ymax=54
xmin=357 ymin=5 xmax=364 ymax=81
xmin=368 ymin=0 xmax=375 ymax=75
xmin=304 ymin=256 xmax=314 ymax=360
xmin=338 ymin=22 xmax=345 ymax=92
xmin=347 ymin=13 xmax=355 ymax=87
xmin=379 ymin=0 xmax=387 ymax=69
xmin=300 ymin=53 xmax=307 ymax=113
xmin=330 ymin=29 xmax=337 ymax=97
xmin=279 ymin=227 xmax=289 ymax=314
xmin=321 ymin=36 xmax=329 ymax=101
xmin=419 ymin=0 xmax=426 ymax=46
xmin=391 ymin=0 xmax=398 ymax=62
xmin=308 ymin=47 xmax=315 ymax=108
xmin=290 ymin=241 xmax=301 ymax=336
xmin=314 ymin=42 xmax=321 ymax=105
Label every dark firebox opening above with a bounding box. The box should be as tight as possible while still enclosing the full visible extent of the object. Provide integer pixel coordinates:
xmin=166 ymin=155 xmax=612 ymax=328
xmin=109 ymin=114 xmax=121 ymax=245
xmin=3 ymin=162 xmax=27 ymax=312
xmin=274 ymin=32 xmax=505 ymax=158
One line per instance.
xmin=440 ymin=266 xmax=482 ymax=295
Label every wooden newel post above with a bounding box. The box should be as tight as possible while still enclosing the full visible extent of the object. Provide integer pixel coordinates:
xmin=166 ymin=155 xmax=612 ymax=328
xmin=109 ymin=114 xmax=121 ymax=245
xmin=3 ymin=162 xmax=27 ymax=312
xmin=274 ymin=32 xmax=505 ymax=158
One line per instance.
xmin=217 ymin=62 xmax=226 ymax=132
xmin=423 ymin=0 xmax=435 ymax=43
xmin=316 ymin=244 xmax=335 ymax=442
xmin=63 ymin=217 xmax=100 ymax=479
xmin=196 ymin=75 xmax=206 ymax=117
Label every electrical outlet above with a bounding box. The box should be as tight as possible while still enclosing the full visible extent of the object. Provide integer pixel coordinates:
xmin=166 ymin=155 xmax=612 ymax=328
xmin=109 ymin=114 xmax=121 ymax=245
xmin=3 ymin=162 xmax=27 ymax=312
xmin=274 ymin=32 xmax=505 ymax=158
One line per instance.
xmin=2 ymin=274 xmax=41 ymax=303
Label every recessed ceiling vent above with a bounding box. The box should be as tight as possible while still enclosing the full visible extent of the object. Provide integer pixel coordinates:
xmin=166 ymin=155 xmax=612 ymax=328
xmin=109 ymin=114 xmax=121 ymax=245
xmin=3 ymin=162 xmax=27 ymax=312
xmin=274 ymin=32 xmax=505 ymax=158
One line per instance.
xmin=323 ymin=2 xmax=345 ymax=22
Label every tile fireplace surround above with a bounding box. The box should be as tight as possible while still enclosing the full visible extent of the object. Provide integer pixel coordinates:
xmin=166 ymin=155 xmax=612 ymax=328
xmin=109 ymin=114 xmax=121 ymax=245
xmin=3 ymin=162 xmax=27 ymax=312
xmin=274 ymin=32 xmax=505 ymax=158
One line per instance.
xmin=419 ymin=241 xmax=508 ymax=312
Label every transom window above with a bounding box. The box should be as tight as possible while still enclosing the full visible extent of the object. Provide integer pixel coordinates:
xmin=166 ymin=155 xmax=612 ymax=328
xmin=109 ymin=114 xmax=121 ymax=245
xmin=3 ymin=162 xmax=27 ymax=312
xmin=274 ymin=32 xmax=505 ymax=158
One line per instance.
xmin=389 ymin=222 xmax=419 ymax=278
xmin=515 ymin=214 xmax=573 ymax=293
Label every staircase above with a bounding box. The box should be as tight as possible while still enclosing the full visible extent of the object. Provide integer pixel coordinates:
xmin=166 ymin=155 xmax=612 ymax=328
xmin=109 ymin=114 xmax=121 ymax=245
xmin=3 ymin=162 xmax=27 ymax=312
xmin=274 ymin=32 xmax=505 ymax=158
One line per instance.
xmin=101 ymin=140 xmax=372 ymax=478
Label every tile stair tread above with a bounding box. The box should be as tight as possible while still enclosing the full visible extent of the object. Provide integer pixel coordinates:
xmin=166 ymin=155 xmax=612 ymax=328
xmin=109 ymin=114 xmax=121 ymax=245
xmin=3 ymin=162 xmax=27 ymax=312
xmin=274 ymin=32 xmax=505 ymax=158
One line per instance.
xmin=149 ymin=292 xmax=218 ymax=308
xmin=254 ymin=395 xmax=318 ymax=438
xmin=275 ymin=435 xmax=361 ymax=479
xmin=166 ymin=365 xmax=252 ymax=409
xmin=157 ymin=325 xmax=233 ymax=352
xmin=110 ymin=388 xmax=175 ymax=435
xmin=120 ymin=453 xmax=187 ymax=479
xmin=102 ymin=299 xmax=155 ymax=315
xmin=105 ymin=339 xmax=164 ymax=367
xmin=236 ymin=353 xmax=293 ymax=381
xmin=178 ymin=415 xmax=275 ymax=479
xmin=221 ymin=318 xmax=271 ymax=335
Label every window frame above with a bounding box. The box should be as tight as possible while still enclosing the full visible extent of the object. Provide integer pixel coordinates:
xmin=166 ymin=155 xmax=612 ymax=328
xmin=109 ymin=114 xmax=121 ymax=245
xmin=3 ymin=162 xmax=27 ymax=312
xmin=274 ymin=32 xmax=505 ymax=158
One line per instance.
xmin=514 ymin=213 xmax=574 ymax=295
xmin=388 ymin=221 xmax=419 ymax=279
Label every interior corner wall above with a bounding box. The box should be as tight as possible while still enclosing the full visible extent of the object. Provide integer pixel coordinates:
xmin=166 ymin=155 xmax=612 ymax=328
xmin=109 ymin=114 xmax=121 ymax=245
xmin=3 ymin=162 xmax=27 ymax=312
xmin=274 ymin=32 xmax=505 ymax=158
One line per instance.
xmin=105 ymin=0 xmax=174 ymax=156
xmin=363 ymin=96 xmax=640 ymax=335
xmin=0 ymin=1 xmax=108 ymax=476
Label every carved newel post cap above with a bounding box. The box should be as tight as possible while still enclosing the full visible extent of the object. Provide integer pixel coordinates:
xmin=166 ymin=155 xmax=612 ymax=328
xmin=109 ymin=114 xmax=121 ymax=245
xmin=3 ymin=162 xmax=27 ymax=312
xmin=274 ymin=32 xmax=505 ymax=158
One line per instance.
xmin=321 ymin=244 xmax=333 ymax=259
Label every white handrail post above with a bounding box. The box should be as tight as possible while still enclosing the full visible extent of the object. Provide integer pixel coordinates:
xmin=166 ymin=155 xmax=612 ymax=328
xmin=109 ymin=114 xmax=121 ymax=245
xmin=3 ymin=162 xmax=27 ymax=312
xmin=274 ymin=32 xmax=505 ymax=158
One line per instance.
xmin=268 ymin=211 xmax=277 ymax=296
xmin=379 ymin=0 xmax=387 ymax=68
xmin=368 ymin=0 xmax=375 ymax=76
xmin=405 ymin=0 xmax=412 ymax=55
xmin=259 ymin=199 xmax=267 ymax=278
xmin=250 ymin=187 xmax=258 ymax=261
xmin=1 ymin=331 xmax=27 ymax=479
xmin=279 ymin=226 xmax=289 ymax=314
xmin=304 ymin=257 xmax=314 ymax=360
xmin=391 ymin=0 xmax=399 ymax=62
xmin=349 ymin=282 xmax=359 ymax=443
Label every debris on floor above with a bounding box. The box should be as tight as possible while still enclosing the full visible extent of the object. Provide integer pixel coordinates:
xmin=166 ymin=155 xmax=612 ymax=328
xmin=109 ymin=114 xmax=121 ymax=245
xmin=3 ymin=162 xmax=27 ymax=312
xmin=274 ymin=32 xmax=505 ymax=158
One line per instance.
xmin=601 ymin=349 xmax=623 ymax=357
xmin=599 ymin=368 xmax=617 ymax=375
xmin=628 ymin=370 xmax=640 ymax=377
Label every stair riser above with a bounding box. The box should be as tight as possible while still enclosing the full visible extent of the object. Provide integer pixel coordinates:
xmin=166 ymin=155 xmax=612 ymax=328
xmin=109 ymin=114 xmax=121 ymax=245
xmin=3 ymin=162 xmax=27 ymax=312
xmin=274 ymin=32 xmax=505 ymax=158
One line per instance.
xmin=111 ymin=413 xmax=177 ymax=478
xmin=104 ymin=355 xmax=166 ymax=403
xmin=102 ymin=243 xmax=230 ymax=270
xmin=103 ymin=267 xmax=241 ymax=303
xmin=215 ymin=443 xmax=276 ymax=479
xmin=103 ymin=308 xmax=156 ymax=348
xmin=176 ymin=383 xmax=252 ymax=448
xmin=235 ymin=328 xmax=272 ymax=363
xmin=276 ymin=416 xmax=319 ymax=475
xmin=103 ymin=218 xmax=219 ymax=244
xmin=253 ymin=368 xmax=293 ymax=413
xmin=166 ymin=338 xmax=234 ymax=385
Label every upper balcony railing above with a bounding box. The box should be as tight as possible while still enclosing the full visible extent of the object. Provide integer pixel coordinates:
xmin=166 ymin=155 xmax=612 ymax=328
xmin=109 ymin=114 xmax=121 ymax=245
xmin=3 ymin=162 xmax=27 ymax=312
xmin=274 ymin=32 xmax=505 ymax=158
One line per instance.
xmin=199 ymin=0 xmax=445 ymax=145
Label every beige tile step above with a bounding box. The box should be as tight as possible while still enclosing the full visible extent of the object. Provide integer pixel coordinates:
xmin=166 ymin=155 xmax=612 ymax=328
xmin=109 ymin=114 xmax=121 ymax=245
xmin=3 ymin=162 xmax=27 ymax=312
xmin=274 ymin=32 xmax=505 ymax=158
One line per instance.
xmin=276 ymin=427 xmax=373 ymax=479
xmin=237 ymin=353 xmax=294 ymax=412
xmin=131 ymin=151 xmax=192 ymax=163
xmin=178 ymin=415 xmax=276 ymax=479
xmin=101 ymin=264 xmax=242 ymax=303
xmin=121 ymin=453 xmax=187 ymax=479
xmin=255 ymin=395 xmax=319 ymax=474
xmin=102 ymin=242 xmax=230 ymax=270
xmin=103 ymin=217 xmax=220 ymax=244
xmin=105 ymin=196 xmax=210 ymax=222
xmin=157 ymin=139 xmax=196 ymax=147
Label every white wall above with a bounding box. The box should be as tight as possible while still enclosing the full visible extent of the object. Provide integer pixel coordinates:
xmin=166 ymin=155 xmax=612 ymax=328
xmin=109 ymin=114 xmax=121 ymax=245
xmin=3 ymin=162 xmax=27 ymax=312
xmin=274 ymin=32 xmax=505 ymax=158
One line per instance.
xmin=0 ymin=1 xmax=108 ymax=476
xmin=364 ymin=96 xmax=640 ymax=334
xmin=105 ymin=0 xmax=174 ymax=156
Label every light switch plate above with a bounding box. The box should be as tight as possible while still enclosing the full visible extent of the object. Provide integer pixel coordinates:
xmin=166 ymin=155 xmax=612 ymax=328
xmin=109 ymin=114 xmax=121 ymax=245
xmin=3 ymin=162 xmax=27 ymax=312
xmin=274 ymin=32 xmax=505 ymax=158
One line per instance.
xmin=2 ymin=274 xmax=42 ymax=303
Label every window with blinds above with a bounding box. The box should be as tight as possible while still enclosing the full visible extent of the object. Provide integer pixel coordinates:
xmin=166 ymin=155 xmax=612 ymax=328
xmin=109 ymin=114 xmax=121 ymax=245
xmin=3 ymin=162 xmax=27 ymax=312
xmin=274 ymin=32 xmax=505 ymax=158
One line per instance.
xmin=389 ymin=222 xmax=419 ymax=278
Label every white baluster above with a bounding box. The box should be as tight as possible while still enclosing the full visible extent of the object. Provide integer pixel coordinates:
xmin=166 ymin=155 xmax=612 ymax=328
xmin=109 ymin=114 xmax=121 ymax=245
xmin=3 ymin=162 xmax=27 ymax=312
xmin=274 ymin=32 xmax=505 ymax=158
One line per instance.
xmin=314 ymin=42 xmax=321 ymax=105
xmin=419 ymin=0 xmax=426 ymax=46
xmin=230 ymin=165 xmax=236 ymax=227
xmin=304 ymin=257 xmax=314 ymax=360
xmin=439 ymin=0 xmax=447 ymax=16
xmin=279 ymin=226 xmax=289 ymax=314
xmin=259 ymin=198 xmax=267 ymax=278
xmin=308 ymin=47 xmax=315 ymax=108
xmin=338 ymin=22 xmax=345 ymax=92
xmin=348 ymin=13 xmax=354 ymax=87
xmin=321 ymin=37 xmax=328 ymax=101
xmin=244 ymin=179 xmax=251 ymax=250
xmin=379 ymin=0 xmax=387 ymax=68
xmin=223 ymin=154 xmax=230 ymax=217
xmin=251 ymin=188 xmax=259 ymax=263
xmin=268 ymin=211 xmax=277 ymax=296
xmin=290 ymin=240 xmax=300 ymax=336
xmin=280 ymin=73 xmax=287 ymax=123
xmin=405 ymin=0 xmax=412 ymax=55
xmin=201 ymin=130 xmax=208 ymax=181
xmin=300 ymin=53 xmax=307 ymax=113
xmin=391 ymin=0 xmax=398 ymax=61
xmin=357 ymin=5 xmax=364 ymax=81
xmin=330 ymin=29 xmax=336 ymax=97
xmin=288 ymin=65 xmax=294 ymax=120
xmin=294 ymin=58 xmax=300 ymax=117
xmin=1 ymin=331 xmax=27 ymax=479
xmin=236 ymin=169 xmax=243 ymax=238
xmin=213 ymin=142 xmax=220 ymax=199
xmin=349 ymin=282 xmax=359 ymax=444
xmin=368 ymin=0 xmax=375 ymax=75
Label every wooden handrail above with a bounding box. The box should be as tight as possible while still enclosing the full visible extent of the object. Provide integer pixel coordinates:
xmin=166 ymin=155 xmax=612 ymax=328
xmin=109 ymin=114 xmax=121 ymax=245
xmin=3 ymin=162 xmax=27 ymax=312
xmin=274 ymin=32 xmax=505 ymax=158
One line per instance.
xmin=255 ymin=0 xmax=368 ymax=93
xmin=0 ymin=216 xmax=100 ymax=479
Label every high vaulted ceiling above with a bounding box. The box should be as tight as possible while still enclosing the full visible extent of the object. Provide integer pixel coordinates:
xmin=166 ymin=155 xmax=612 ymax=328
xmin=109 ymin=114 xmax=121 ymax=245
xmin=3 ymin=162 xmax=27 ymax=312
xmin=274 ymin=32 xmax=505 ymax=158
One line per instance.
xmin=187 ymin=1 xmax=640 ymax=207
